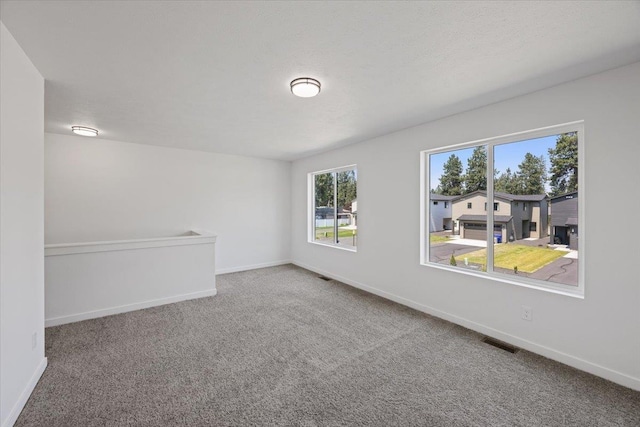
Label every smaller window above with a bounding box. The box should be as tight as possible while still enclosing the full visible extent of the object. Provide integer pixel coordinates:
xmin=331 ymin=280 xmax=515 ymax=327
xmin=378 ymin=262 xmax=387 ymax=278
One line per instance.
xmin=310 ymin=166 xmax=357 ymax=251
xmin=530 ymin=222 xmax=537 ymax=232
xmin=433 ymin=201 xmax=438 ymax=206
xmin=467 ymin=202 xmax=472 ymax=209
xmin=484 ymin=202 xmax=499 ymax=211
xmin=444 ymin=202 xmax=449 ymax=208
xmin=523 ymin=203 xmax=527 ymax=211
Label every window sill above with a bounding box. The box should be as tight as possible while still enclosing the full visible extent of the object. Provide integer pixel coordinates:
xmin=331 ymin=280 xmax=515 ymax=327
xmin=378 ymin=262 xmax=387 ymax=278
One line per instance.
xmin=308 ymin=240 xmax=357 ymax=253
xmin=421 ymin=262 xmax=584 ymax=299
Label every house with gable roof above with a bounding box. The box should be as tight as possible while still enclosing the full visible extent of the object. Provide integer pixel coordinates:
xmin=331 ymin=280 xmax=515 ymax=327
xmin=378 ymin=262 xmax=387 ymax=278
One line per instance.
xmin=451 ymin=191 xmax=548 ymax=242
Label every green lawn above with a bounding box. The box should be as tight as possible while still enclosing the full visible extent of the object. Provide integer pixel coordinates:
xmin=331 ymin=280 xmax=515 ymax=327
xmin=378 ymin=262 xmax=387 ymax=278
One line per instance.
xmin=430 ymin=234 xmax=449 ymax=243
xmin=455 ymin=244 xmax=565 ymax=273
xmin=315 ymin=227 xmax=357 ymax=239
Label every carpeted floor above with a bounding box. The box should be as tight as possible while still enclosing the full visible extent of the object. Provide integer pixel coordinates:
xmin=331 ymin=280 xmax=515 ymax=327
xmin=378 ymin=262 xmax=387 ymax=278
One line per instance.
xmin=16 ymin=264 xmax=640 ymax=426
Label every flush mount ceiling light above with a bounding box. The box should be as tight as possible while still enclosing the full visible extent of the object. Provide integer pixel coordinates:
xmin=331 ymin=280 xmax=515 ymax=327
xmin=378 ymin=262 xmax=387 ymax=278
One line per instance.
xmin=71 ymin=126 xmax=98 ymax=137
xmin=290 ymin=77 xmax=321 ymax=98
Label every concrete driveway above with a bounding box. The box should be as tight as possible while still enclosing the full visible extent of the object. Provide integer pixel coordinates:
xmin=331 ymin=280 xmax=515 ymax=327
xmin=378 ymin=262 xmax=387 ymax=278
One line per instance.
xmin=444 ymin=238 xmax=487 ymax=248
xmin=528 ymin=256 xmax=578 ymax=285
xmin=429 ymin=242 xmax=481 ymax=264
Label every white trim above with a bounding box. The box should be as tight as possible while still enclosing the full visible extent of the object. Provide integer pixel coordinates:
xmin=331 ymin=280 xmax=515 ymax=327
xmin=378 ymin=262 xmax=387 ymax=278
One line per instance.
xmin=421 ymin=121 xmax=585 ymax=297
xmin=487 ymin=145 xmax=495 ymax=273
xmin=292 ymin=261 xmax=639 ymax=391
xmin=307 ymin=173 xmax=315 ymax=243
xmin=421 ymin=262 xmax=583 ymax=298
xmin=577 ymin=124 xmax=586 ymax=297
xmin=308 ymin=241 xmax=357 ymax=252
xmin=422 ymin=120 xmax=584 ymax=156
xmin=2 ymin=358 xmax=47 ymax=427
xmin=216 ymin=260 xmax=291 ymax=275
xmin=45 ymin=289 xmax=216 ymax=327
xmin=45 ymin=230 xmax=217 ymax=256
xmin=419 ymin=152 xmax=427 ymax=264
xmin=309 ymin=164 xmax=357 ymax=175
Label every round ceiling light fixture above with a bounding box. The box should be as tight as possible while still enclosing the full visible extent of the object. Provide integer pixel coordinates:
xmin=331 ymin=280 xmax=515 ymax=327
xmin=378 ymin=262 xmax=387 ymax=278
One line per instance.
xmin=71 ymin=126 xmax=98 ymax=137
xmin=290 ymin=77 xmax=321 ymax=98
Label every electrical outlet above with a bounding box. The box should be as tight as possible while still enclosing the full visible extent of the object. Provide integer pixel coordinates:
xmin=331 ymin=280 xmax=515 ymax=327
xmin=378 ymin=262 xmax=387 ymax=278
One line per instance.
xmin=521 ymin=305 xmax=532 ymax=321
xmin=32 ymin=332 xmax=37 ymax=350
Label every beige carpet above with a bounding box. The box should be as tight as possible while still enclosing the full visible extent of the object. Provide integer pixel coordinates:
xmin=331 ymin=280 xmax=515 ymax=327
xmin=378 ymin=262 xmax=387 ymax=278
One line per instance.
xmin=16 ymin=265 xmax=640 ymax=426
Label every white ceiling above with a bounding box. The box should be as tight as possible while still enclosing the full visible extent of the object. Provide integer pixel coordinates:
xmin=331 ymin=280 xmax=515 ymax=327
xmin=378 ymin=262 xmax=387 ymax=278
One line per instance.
xmin=1 ymin=1 xmax=639 ymax=160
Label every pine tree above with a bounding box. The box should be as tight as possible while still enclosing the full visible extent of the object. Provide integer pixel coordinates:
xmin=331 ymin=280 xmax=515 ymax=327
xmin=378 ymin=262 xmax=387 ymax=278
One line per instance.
xmin=464 ymin=146 xmax=487 ymax=193
xmin=436 ymin=154 xmax=464 ymax=195
xmin=515 ymin=153 xmax=547 ymax=195
xmin=314 ymin=173 xmax=334 ymax=207
xmin=336 ymin=170 xmax=357 ymax=211
xmin=548 ymin=133 xmax=578 ymax=196
xmin=495 ymin=167 xmax=518 ymax=194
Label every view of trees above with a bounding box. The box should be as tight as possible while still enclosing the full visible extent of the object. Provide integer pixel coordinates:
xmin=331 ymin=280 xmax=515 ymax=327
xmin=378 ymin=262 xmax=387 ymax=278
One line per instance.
xmin=464 ymin=146 xmax=488 ymax=193
xmin=315 ymin=170 xmax=357 ymax=211
xmin=495 ymin=153 xmax=547 ymax=195
xmin=435 ymin=154 xmax=463 ymax=195
xmin=314 ymin=173 xmax=334 ymax=207
xmin=548 ymin=132 xmax=578 ymax=196
xmin=434 ymin=133 xmax=577 ymax=196
xmin=494 ymin=167 xmax=518 ymax=194
xmin=336 ymin=170 xmax=357 ymax=211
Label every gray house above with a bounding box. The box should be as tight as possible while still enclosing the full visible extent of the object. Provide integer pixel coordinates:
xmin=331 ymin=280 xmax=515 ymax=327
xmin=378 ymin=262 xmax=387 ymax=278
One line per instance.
xmin=451 ymin=191 xmax=549 ymax=242
xmin=550 ymin=192 xmax=578 ymax=250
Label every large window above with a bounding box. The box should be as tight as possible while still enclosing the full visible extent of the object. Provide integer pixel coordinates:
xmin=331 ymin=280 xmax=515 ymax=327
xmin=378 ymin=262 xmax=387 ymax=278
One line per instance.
xmin=309 ymin=165 xmax=357 ymax=251
xmin=421 ymin=122 xmax=583 ymax=296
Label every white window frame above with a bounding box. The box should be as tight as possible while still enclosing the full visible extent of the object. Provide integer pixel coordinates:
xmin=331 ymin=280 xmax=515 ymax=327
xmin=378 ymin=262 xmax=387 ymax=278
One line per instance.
xmin=420 ymin=121 xmax=585 ymax=298
xmin=308 ymin=164 xmax=357 ymax=252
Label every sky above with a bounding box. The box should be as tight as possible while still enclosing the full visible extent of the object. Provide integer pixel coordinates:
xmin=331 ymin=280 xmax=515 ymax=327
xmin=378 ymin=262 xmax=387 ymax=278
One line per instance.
xmin=429 ymin=134 xmax=559 ymax=192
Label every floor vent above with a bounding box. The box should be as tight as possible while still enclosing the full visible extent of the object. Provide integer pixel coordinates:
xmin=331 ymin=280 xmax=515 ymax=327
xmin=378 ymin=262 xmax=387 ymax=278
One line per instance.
xmin=318 ymin=276 xmax=332 ymax=281
xmin=482 ymin=337 xmax=519 ymax=354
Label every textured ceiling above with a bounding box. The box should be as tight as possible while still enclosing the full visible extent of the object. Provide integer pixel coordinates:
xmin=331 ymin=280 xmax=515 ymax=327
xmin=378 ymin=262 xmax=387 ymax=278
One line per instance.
xmin=1 ymin=1 xmax=639 ymax=160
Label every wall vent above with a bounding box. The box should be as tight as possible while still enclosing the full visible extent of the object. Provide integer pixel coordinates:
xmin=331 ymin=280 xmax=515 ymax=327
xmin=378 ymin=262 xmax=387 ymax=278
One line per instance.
xmin=318 ymin=276 xmax=332 ymax=281
xmin=481 ymin=337 xmax=519 ymax=354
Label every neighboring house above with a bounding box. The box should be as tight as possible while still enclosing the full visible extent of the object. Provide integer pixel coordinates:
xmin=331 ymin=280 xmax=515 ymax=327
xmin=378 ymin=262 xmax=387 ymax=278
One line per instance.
xmin=315 ymin=206 xmax=352 ymax=226
xmin=549 ymin=191 xmax=578 ymax=250
xmin=351 ymin=200 xmax=357 ymax=227
xmin=429 ymin=194 xmax=456 ymax=231
xmin=451 ymin=191 xmax=549 ymax=242
xmin=315 ymin=206 xmax=335 ymax=219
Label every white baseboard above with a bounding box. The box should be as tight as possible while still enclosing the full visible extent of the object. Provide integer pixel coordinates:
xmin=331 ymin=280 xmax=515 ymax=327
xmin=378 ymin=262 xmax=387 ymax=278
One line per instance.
xmin=216 ymin=260 xmax=291 ymax=275
xmin=45 ymin=289 xmax=217 ymax=327
xmin=292 ymin=261 xmax=640 ymax=391
xmin=2 ymin=357 xmax=47 ymax=427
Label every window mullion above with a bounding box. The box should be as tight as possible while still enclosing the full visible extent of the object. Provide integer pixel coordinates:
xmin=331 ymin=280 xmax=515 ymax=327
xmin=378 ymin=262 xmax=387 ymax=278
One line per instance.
xmin=333 ymin=172 xmax=338 ymax=244
xmin=486 ymin=144 xmax=494 ymax=273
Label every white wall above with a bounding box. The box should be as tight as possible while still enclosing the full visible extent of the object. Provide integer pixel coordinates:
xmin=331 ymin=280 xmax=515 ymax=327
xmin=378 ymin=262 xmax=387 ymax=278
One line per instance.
xmin=45 ymin=133 xmax=291 ymax=273
xmin=291 ymin=62 xmax=640 ymax=390
xmin=45 ymin=232 xmax=217 ymax=327
xmin=0 ymin=22 xmax=46 ymax=427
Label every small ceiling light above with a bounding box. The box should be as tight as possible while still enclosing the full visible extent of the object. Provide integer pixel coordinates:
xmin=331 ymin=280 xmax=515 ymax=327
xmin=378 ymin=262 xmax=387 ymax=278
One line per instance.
xmin=71 ymin=126 xmax=98 ymax=137
xmin=290 ymin=77 xmax=321 ymax=98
